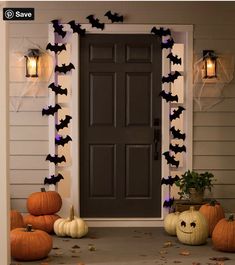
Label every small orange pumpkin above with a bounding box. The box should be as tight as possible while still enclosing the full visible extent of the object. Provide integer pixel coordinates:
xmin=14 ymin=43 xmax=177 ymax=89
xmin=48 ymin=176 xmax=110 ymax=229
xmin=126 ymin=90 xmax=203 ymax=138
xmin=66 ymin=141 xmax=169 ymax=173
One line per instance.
xmin=212 ymin=214 xmax=235 ymax=252
xmin=23 ymin=214 xmax=60 ymax=234
xmin=27 ymin=188 xmax=62 ymax=215
xmin=11 ymin=224 xmax=53 ymax=261
xmin=199 ymin=200 xmax=225 ymax=236
xmin=10 ymin=210 xmax=24 ymax=230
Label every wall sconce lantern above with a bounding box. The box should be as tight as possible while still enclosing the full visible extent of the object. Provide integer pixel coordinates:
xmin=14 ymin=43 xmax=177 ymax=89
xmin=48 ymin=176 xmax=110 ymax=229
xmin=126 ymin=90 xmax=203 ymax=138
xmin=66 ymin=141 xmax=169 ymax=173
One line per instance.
xmin=203 ymin=50 xmax=217 ymax=79
xmin=25 ymin=49 xmax=40 ymax=77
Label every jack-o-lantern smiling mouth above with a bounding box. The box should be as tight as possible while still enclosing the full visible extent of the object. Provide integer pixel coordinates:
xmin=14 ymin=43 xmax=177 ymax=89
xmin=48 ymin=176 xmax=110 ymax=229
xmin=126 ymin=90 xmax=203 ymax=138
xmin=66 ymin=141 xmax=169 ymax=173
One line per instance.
xmin=178 ymin=228 xmax=193 ymax=234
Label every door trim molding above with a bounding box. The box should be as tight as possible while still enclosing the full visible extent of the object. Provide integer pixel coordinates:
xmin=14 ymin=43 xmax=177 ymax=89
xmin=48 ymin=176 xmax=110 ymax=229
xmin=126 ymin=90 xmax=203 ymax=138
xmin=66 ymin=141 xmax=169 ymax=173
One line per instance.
xmin=49 ymin=24 xmax=193 ymax=226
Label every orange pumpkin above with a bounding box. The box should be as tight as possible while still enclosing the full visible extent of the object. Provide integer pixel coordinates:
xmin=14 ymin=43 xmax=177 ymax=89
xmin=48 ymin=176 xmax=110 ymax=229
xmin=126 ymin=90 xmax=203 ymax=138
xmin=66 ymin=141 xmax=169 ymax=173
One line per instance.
xmin=11 ymin=224 xmax=52 ymax=261
xmin=27 ymin=188 xmax=62 ymax=215
xmin=212 ymin=214 xmax=235 ymax=252
xmin=10 ymin=210 xmax=24 ymax=230
xmin=23 ymin=214 xmax=60 ymax=234
xmin=199 ymin=200 xmax=225 ymax=236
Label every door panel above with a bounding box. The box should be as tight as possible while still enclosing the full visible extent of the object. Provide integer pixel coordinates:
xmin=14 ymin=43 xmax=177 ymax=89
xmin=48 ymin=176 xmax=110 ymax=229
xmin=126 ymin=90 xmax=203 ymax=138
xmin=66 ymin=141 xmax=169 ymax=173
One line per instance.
xmin=80 ymin=34 xmax=162 ymax=217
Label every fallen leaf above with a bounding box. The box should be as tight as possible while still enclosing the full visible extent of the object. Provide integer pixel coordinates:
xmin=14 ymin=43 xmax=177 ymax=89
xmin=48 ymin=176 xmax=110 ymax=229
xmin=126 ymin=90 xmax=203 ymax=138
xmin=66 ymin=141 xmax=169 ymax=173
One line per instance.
xmin=159 ymin=250 xmax=168 ymax=255
xmin=163 ymin=241 xmax=173 ymax=247
xmin=88 ymin=244 xmax=96 ymax=251
xmin=62 ymin=239 xmax=70 ymax=242
xmin=52 ymin=247 xmax=60 ymax=250
xmin=209 ymin=257 xmax=230 ymax=261
xmin=72 ymin=245 xmax=80 ymax=249
xmin=179 ymin=250 xmax=190 ymax=256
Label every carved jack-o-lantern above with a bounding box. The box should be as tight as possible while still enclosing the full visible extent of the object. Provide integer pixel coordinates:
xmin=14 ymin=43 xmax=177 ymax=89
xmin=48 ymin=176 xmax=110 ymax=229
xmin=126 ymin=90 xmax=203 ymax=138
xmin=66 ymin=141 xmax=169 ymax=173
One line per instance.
xmin=176 ymin=206 xmax=208 ymax=245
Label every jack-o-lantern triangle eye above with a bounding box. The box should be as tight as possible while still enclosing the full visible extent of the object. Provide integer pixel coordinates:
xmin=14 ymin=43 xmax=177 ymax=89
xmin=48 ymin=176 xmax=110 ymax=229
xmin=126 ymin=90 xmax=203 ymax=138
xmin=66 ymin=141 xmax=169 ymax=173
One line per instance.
xmin=190 ymin=222 xmax=196 ymax=228
xmin=181 ymin=221 xmax=186 ymax=227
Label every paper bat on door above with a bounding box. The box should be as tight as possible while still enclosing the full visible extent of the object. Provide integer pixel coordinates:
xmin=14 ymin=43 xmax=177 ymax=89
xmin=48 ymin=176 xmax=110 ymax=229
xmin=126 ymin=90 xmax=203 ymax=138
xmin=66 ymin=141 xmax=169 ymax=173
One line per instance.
xmin=167 ymin=52 xmax=182 ymax=65
xmin=162 ymin=71 xmax=181 ymax=83
xmin=104 ymin=11 xmax=123 ymax=23
xmin=161 ymin=175 xmax=180 ymax=186
xmin=68 ymin=20 xmax=86 ymax=36
xmin=42 ymin=104 xmax=61 ymax=116
xmin=48 ymin=83 xmax=68 ymax=96
xmin=55 ymin=63 xmax=75 ymax=74
xmin=163 ymin=198 xmax=174 ymax=208
xmin=170 ymin=106 xmax=185 ymax=121
xmin=51 ymin=19 xmax=67 ymax=38
xmin=44 ymin=173 xmax=64 ymax=185
xmin=170 ymin=143 xmax=186 ymax=154
xmin=86 ymin=15 xmax=105 ymax=30
xmin=161 ymin=38 xmax=174 ymax=49
xmin=162 ymin=151 xmax=180 ymax=168
xmin=46 ymin=43 xmax=66 ymax=54
xmin=55 ymin=135 xmax=72 ymax=146
xmin=170 ymin=126 xmax=186 ymax=140
xmin=46 ymin=154 xmax=66 ymax=165
xmin=56 ymin=115 xmax=72 ymax=131
xmin=151 ymin=27 xmax=171 ymax=37
xmin=159 ymin=90 xmax=178 ymax=102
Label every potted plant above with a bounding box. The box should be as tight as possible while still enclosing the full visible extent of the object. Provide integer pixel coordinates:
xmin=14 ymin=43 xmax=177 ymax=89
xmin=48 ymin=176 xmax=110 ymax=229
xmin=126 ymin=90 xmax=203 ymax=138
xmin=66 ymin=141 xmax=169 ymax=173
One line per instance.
xmin=175 ymin=170 xmax=214 ymax=203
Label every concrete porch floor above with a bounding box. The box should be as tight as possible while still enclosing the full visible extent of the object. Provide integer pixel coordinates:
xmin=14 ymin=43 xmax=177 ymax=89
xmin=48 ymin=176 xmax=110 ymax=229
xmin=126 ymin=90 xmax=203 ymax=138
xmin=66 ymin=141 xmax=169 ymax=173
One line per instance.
xmin=11 ymin=228 xmax=235 ymax=265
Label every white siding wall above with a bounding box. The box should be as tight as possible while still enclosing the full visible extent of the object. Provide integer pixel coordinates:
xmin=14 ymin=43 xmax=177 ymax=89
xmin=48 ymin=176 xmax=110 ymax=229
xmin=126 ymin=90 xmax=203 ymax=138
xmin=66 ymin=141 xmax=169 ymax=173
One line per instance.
xmin=7 ymin=1 xmax=235 ymax=212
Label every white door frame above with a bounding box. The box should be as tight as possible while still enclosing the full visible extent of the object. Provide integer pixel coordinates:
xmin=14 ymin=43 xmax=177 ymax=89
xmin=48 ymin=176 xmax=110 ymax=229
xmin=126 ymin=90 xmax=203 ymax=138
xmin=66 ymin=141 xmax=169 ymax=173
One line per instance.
xmin=0 ymin=6 xmax=10 ymax=264
xmin=50 ymin=24 xmax=193 ymax=227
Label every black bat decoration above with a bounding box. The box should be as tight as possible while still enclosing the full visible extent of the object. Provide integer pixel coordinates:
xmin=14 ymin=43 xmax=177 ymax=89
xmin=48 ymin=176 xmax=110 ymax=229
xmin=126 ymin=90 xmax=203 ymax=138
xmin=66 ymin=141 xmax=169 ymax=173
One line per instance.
xmin=56 ymin=115 xmax=72 ymax=131
xmin=151 ymin=27 xmax=171 ymax=37
xmin=44 ymin=173 xmax=64 ymax=185
xmin=163 ymin=198 xmax=174 ymax=208
xmin=42 ymin=104 xmax=61 ymax=116
xmin=55 ymin=135 xmax=72 ymax=146
xmin=170 ymin=106 xmax=185 ymax=121
xmin=55 ymin=63 xmax=75 ymax=74
xmin=167 ymin=52 xmax=182 ymax=65
xmin=46 ymin=43 xmax=66 ymax=54
xmin=162 ymin=71 xmax=181 ymax=83
xmin=48 ymin=82 xmax=68 ymax=96
xmin=104 ymin=11 xmax=123 ymax=23
xmin=162 ymin=151 xmax=180 ymax=168
xmin=68 ymin=20 xmax=86 ymax=36
xmin=46 ymin=154 xmax=66 ymax=165
xmin=86 ymin=15 xmax=105 ymax=30
xmin=51 ymin=19 xmax=67 ymax=38
xmin=170 ymin=143 xmax=186 ymax=154
xmin=170 ymin=126 xmax=186 ymax=140
xmin=161 ymin=38 xmax=175 ymax=49
xmin=161 ymin=175 xmax=180 ymax=186
xmin=159 ymin=90 xmax=178 ymax=103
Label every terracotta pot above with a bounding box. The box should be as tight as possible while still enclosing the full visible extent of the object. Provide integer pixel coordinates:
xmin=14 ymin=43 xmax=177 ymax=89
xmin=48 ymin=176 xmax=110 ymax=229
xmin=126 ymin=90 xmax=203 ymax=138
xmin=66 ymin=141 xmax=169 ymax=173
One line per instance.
xmin=188 ymin=188 xmax=204 ymax=203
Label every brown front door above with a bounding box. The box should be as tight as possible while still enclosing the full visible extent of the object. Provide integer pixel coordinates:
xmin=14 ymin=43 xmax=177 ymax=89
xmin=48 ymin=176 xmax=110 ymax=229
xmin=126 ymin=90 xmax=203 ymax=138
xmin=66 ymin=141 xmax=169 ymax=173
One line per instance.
xmin=80 ymin=34 xmax=162 ymax=217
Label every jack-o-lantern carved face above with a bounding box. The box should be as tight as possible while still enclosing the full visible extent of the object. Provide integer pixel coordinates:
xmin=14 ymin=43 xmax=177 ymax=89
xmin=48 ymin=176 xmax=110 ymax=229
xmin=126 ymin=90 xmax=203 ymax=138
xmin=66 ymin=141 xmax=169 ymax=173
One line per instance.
xmin=176 ymin=206 xmax=208 ymax=245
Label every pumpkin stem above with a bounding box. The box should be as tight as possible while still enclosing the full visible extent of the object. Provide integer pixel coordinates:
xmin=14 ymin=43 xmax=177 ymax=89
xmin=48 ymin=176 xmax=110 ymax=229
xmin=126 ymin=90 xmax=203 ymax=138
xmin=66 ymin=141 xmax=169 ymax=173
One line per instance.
xmin=70 ymin=205 xmax=75 ymax=221
xmin=228 ymin=214 xmax=234 ymax=222
xmin=41 ymin=188 xmax=46 ymax=192
xmin=25 ymin=224 xmax=33 ymax=232
xmin=209 ymin=199 xmax=217 ymax=206
xmin=189 ymin=206 xmax=195 ymax=212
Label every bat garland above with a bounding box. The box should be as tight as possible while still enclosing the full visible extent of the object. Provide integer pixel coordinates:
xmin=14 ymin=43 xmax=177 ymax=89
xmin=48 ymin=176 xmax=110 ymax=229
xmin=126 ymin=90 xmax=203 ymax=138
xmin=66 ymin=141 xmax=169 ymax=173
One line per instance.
xmin=170 ymin=143 xmax=186 ymax=154
xmin=159 ymin=90 xmax=178 ymax=103
xmin=56 ymin=115 xmax=72 ymax=131
xmin=68 ymin=20 xmax=86 ymax=36
xmin=170 ymin=126 xmax=186 ymax=140
xmin=51 ymin=19 xmax=67 ymax=38
xmin=163 ymin=198 xmax=174 ymax=208
xmin=48 ymin=82 xmax=68 ymax=95
xmin=46 ymin=154 xmax=66 ymax=165
xmin=55 ymin=135 xmax=72 ymax=146
xmin=87 ymin=15 xmax=105 ymax=30
xmin=161 ymin=175 xmax=180 ymax=186
xmin=42 ymin=104 xmax=61 ymax=116
xmin=151 ymin=27 xmax=171 ymax=37
xmin=167 ymin=52 xmax=182 ymax=65
xmin=170 ymin=106 xmax=185 ymax=121
xmin=161 ymin=38 xmax=174 ymax=49
xmin=162 ymin=151 xmax=180 ymax=168
xmin=44 ymin=173 xmax=64 ymax=185
xmin=162 ymin=71 xmax=181 ymax=83
xmin=55 ymin=63 xmax=75 ymax=74
xmin=46 ymin=43 xmax=66 ymax=54
xmin=105 ymin=11 xmax=123 ymax=23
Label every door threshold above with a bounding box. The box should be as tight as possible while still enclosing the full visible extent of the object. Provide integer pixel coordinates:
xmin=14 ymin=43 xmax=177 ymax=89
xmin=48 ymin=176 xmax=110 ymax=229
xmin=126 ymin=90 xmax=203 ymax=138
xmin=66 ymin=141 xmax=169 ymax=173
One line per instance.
xmin=84 ymin=218 xmax=164 ymax=227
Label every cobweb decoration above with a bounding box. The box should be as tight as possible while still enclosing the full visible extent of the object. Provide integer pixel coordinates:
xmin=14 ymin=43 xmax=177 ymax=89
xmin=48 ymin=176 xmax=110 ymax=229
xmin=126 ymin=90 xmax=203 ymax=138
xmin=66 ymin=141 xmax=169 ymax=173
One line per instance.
xmin=10 ymin=37 xmax=53 ymax=111
xmin=193 ymin=53 xmax=234 ymax=111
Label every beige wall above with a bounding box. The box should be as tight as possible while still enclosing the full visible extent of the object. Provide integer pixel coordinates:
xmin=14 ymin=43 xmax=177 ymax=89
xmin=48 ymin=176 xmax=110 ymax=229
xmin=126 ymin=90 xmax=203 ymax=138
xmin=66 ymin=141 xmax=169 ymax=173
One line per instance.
xmin=8 ymin=1 xmax=235 ymax=212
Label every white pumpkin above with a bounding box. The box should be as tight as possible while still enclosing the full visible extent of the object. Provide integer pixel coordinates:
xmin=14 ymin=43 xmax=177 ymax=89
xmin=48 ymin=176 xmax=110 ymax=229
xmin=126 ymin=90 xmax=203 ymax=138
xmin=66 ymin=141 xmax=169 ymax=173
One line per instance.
xmin=54 ymin=206 xmax=88 ymax=238
xmin=176 ymin=206 xmax=208 ymax=245
xmin=164 ymin=212 xmax=180 ymax=236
